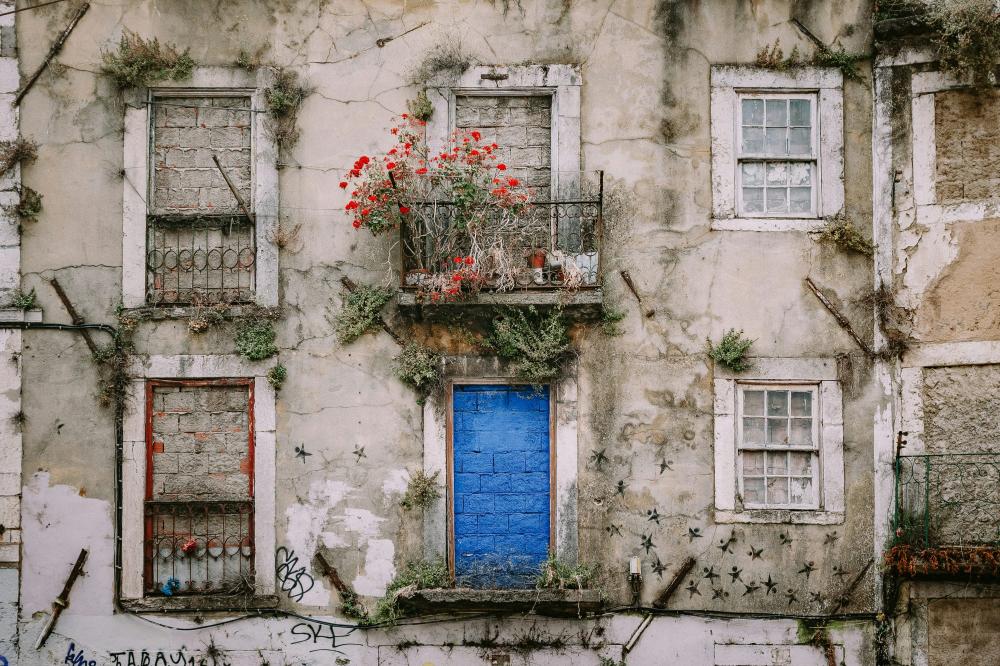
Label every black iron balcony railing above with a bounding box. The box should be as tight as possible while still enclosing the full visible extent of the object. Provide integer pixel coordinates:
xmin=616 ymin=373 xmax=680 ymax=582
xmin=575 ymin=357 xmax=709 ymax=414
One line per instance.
xmin=893 ymin=453 xmax=1000 ymax=550
xmin=399 ymin=172 xmax=603 ymax=292
xmin=146 ymin=214 xmax=256 ymax=306
xmin=144 ymin=500 xmax=255 ymax=596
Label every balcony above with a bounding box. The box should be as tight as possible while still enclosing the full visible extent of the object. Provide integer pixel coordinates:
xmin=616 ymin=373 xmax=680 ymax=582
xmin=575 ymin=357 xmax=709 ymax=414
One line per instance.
xmin=145 ymin=214 xmax=256 ymax=306
xmin=396 ymin=171 xmax=604 ymax=316
xmin=890 ymin=453 xmax=1000 ymax=577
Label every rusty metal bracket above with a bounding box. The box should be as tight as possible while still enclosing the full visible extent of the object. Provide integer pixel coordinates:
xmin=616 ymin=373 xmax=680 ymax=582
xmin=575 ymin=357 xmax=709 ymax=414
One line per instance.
xmin=49 ymin=278 xmax=98 ymax=355
xmin=620 ymin=270 xmax=655 ymax=318
xmin=828 ymin=557 xmax=874 ymax=614
xmin=212 ymin=153 xmax=255 ymax=224
xmin=34 ymin=547 xmax=88 ymax=649
xmin=15 ymin=3 xmax=90 ymax=106
xmin=652 ymin=556 xmax=696 ymax=608
xmin=804 ymin=277 xmax=873 ymax=357
xmin=339 ymin=276 xmax=404 ymax=346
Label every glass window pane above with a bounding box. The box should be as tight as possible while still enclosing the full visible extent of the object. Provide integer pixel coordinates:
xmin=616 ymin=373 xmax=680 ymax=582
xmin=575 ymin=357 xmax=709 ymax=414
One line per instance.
xmin=789 ymin=99 xmax=811 ymax=126
xmin=743 ymin=390 xmax=765 ymax=414
xmin=788 ymin=127 xmax=811 ymax=155
xmin=767 ymin=189 xmax=788 ymax=212
xmin=789 ymin=163 xmax=812 ymax=186
xmin=766 ymin=163 xmax=789 ymax=186
xmin=743 ymin=417 xmax=766 ymax=444
xmin=789 ymin=418 xmax=812 ymax=446
xmin=766 ymin=451 xmax=788 ymax=474
xmin=789 ymin=476 xmax=813 ymax=505
xmin=789 ymin=452 xmax=813 ymax=475
xmin=765 ymin=127 xmax=786 ymax=154
xmin=789 ymin=187 xmax=812 ymax=213
xmin=790 ymin=391 xmax=813 ymax=416
xmin=742 ymin=98 xmax=764 ymax=125
xmin=742 ymin=127 xmax=764 ymax=153
xmin=741 ymin=162 xmax=765 ymax=187
xmin=765 ymin=99 xmax=787 ymax=127
xmin=742 ymin=188 xmax=764 ymax=213
xmin=767 ymin=477 xmax=789 ymax=504
xmin=767 ymin=418 xmax=788 ymax=445
xmin=767 ymin=390 xmax=788 ymax=416
xmin=743 ymin=451 xmax=765 ymax=475
xmin=744 ymin=477 xmax=765 ymax=504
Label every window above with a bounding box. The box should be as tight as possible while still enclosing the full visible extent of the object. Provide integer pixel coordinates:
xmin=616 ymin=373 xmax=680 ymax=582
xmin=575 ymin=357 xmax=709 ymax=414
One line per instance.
xmin=737 ymin=94 xmax=817 ymax=217
xmin=144 ymin=380 xmax=254 ymax=597
xmin=713 ymin=358 xmax=844 ymax=524
xmin=122 ymin=68 xmax=279 ymax=310
xmin=737 ymin=385 xmax=819 ymax=509
xmin=710 ymin=67 xmax=844 ymax=231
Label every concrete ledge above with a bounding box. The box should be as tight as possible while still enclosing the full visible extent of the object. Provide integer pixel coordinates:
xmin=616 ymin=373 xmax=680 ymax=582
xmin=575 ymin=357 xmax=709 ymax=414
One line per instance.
xmin=120 ymin=594 xmax=279 ymax=613
xmin=396 ymin=587 xmax=603 ymax=618
xmin=397 ymin=288 xmax=603 ymax=320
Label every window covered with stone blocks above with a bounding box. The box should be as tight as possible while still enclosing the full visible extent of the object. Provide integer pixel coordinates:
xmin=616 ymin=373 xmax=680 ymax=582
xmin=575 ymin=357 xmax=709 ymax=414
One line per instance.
xmin=144 ymin=380 xmax=255 ymax=597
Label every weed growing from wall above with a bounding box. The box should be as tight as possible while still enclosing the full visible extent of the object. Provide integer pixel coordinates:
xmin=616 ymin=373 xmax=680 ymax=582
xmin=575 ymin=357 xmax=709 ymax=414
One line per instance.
xmin=406 ymin=89 xmax=434 ymax=121
xmin=267 ymin=363 xmax=287 ymax=391
xmin=927 ymin=0 xmax=1000 ymax=83
xmin=335 ymin=285 xmax=393 ymax=344
xmin=755 ymin=39 xmax=864 ymax=82
xmin=266 ymin=221 xmax=302 ymax=251
xmin=486 ymin=307 xmax=573 ymax=384
xmin=100 ymin=31 xmax=195 ymax=88
xmin=811 ymin=216 xmax=875 ymax=256
xmin=407 ymin=40 xmax=474 ymax=86
xmin=599 ymin=306 xmax=626 ymax=336
xmin=536 ymin=554 xmax=594 ymax=590
xmin=708 ymin=329 xmax=754 ymax=373
xmin=393 ymin=343 xmax=442 ymax=402
xmin=361 ymin=559 xmax=450 ymax=625
xmin=400 ymin=470 xmax=441 ymax=510
xmin=0 ymin=138 xmax=37 ymax=178
xmin=234 ymin=315 xmax=279 ymax=361
xmin=94 ymin=334 xmax=134 ymax=408
xmin=264 ymin=67 xmax=307 ymax=151
xmin=15 ymin=186 xmax=43 ymax=222
xmin=9 ymin=288 xmax=35 ymax=310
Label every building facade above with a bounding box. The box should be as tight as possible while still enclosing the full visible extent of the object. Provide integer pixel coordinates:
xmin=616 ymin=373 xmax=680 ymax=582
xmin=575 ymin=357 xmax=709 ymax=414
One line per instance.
xmin=0 ymin=0 xmax=995 ymax=664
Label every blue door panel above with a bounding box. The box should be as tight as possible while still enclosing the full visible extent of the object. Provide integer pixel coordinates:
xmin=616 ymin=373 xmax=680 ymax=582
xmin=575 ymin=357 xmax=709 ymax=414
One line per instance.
xmin=453 ymin=384 xmax=550 ymax=588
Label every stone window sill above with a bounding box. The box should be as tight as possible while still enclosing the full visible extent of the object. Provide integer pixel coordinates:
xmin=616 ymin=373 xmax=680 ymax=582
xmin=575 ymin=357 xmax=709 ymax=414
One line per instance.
xmin=397 ymin=288 xmax=602 ymax=317
xmin=396 ymin=587 xmax=603 ymax=618
xmin=715 ymin=509 xmax=845 ymax=525
xmin=710 ymin=217 xmax=825 ymax=232
xmin=120 ymin=594 xmax=279 ymax=613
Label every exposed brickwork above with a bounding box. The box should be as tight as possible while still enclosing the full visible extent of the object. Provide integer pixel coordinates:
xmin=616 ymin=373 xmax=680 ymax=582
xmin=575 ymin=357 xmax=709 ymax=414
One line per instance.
xmin=935 ymin=89 xmax=1000 ymax=203
xmin=455 ymin=95 xmax=552 ymax=196
xmin=452 ymin=385 xmax=550 ymax=588
xmin=149 ymin=384 xmax=251 ymax=501
xmin=923 ymin=364 xmax=1000 ymax=454
xmin=151 ymin=96 xmax=253 ymax=214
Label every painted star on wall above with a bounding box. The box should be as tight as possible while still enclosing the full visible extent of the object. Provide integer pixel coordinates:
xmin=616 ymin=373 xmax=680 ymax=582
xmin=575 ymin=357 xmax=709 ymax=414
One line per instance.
xmin=763 ymin=575 xmax=778 ymax=595
xmin=640 ymin=533 xmax=655 ymax=554
xmin=685 ymin=580 xmax=701 ymax=597
xmin=294 ymin=444 xmax=312 ymax=463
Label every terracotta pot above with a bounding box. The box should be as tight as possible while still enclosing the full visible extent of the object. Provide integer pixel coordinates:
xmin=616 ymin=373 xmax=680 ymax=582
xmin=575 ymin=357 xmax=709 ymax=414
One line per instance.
xmin=529 ymin=249 xmax=547 ymax=269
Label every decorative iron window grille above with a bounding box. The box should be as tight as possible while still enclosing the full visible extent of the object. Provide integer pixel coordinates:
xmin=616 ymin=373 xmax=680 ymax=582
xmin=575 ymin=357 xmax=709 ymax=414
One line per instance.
xmin=144 ymin=500 xmax=255 ymax=596
xmin=894 ymin=453 xmax=1000 ymax=549
xmin=146 ymin=214 xmax=256 ymax=306
xmin=399 ymin=172 xmax=603 ymax=290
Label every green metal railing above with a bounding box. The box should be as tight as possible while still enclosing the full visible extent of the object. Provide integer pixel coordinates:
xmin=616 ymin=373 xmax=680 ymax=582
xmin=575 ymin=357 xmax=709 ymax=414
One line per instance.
xmin=894 ymin=453 xmax=1000 ymax=549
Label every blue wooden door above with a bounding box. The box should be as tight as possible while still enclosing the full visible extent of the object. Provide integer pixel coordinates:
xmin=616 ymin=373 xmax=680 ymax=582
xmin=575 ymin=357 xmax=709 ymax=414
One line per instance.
xmin=452 ymin=384 xmax=550 ymax=588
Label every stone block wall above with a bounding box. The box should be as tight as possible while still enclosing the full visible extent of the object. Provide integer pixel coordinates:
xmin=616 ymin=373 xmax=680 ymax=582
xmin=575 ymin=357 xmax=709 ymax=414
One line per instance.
xmin=151 ymin=96 xmax=252 ymax=215
xmin=935 ymin=89 xmax=1000 ymax=203
xmin=923 ymin=364 xmax=1000 ymax=454
xmin=149 ymin=384 xmax=251 ymax=501
xmin=454 ymin=95 xmax=552 ymax=195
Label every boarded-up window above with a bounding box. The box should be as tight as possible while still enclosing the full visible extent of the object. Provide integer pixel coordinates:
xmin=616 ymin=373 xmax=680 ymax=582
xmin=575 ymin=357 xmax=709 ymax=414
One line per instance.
xmin=935 ymin=88 xmax=1000 ymax=203
xmin=144 ymin=380 xmax=254 ymax=597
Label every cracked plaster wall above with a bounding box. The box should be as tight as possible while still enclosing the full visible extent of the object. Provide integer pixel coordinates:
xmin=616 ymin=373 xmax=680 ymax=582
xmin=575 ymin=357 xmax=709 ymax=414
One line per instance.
xmin=15 ymin=0 xmax=876 ymax=663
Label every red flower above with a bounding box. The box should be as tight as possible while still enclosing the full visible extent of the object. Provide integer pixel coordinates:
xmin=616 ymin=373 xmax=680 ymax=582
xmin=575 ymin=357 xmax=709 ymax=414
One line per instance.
xmin=339 ymin=181 xmax=348 ymax=189
xmin=464 ymin=256 xmax=474 ymax=265
xmin=359 ymin=156 xmax=370 ymax=164
xmin=471 ymin=131 xmax=481 ymax=141
xmin=401 ymin=113 xmax=409 ymax=119
xmin=350 ymin=169 xmax=360 ymax=177
xmin=345 ymin=200 xmax=359 ymax=210
xmin=399 ymin=206 xmax=411 ymax=214
xmin=386 ymin=162 xmax=396 ymax=170
xmin=352 ymin=220 xmax=362 ymax=229
xmin=491 ymin=143 xmax=498 ymax=149
xmin=415 ymin=167 xmax=428 ymax=175
xmin=391 ymin=127 xmax=399 ymax=135
xmin=454 ymin=256 xmax=463 ymax=263
xmin=361 ymin=208 xmax=371 ymax=216
xmin=497 ymin=163 xmax=507 ymax=171
xmin=452 ymin=274 xmax=463 ymax=282
xmin=368 ymin=195 xmax=378 ymax=202
xmin=507 ymin=178 xmax=519 ymax=186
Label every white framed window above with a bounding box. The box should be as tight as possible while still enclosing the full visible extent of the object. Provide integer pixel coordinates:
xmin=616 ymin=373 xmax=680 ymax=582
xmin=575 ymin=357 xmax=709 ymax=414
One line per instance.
xmin=714 ymin=358 xmax=844 ymax=524
xmin=737 ymin=384 xmax=820 ymax=510
xmin=736 ymin=93 xmax=818 ymax=217
xmin=710 ymin=67 xmax=844 ymax=231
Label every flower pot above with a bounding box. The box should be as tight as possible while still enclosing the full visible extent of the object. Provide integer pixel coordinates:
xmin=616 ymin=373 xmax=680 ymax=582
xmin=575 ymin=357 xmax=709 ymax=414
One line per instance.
xmin=529 ymin=249 xmax=547 ymax=269
xmin=405 ymin=268 xmax=430 ymax=286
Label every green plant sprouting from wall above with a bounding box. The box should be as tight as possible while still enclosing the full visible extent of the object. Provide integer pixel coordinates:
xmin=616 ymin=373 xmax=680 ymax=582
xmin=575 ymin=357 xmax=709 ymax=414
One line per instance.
xmin=267 ymin=363 xmax=287 ymax=391
xmin=264 ymin=67 xmax=307 ymax=151
xmin=406 ymin=89 xmax=434 ymax=121
xmin=754 ymin=39 xmax=865 ymax=81
xmin=393 ymin=343 xmax=442 ymax=401
xmin=0 ymin=138 xmax=37 ymax=179
xmin=486 ymin=307 xmax=573 ymax=384
xmin=100 ymin=30 xmax=195 ymax=88
xmin=407 ymin=39 xmax=474 ymax=86
xmin=536 ymin=554 xmax=594 ymax=590
xmin=16 ymin=186 xmax=43 ymax=222
xmin=600 ymin=306 xmax=626 ymax=336
xmin=708 ymin=328 xmax=754 ymax=373
xmin=400 ymin=469 xmax=441 ymax=510
xmin=234 ymin=317 xmax=278 ymax=361
xmin=93 ymin=334 xmax=134 ymax=409
xmin=346 ymin=559 xmax=450 ymax=626
xmin=9 ymin=288 xmax=36 ymax=311
xmin=335 ymin=285 xmax=393 ymax=345
xmin=811 ymin=216 xmax=875 ymax=256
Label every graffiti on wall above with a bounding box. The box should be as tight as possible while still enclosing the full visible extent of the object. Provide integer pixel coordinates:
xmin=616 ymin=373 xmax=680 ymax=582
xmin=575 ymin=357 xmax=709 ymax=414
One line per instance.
xmin=289 ymin=621 xmax=361 ymax=653
xmin=108 ymin=650 xmax=229 ymax=666
xmin=65 ymin=643 xmax=97 ymax=666
xmin=275 ymin=546 xmax=315 ymax=602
